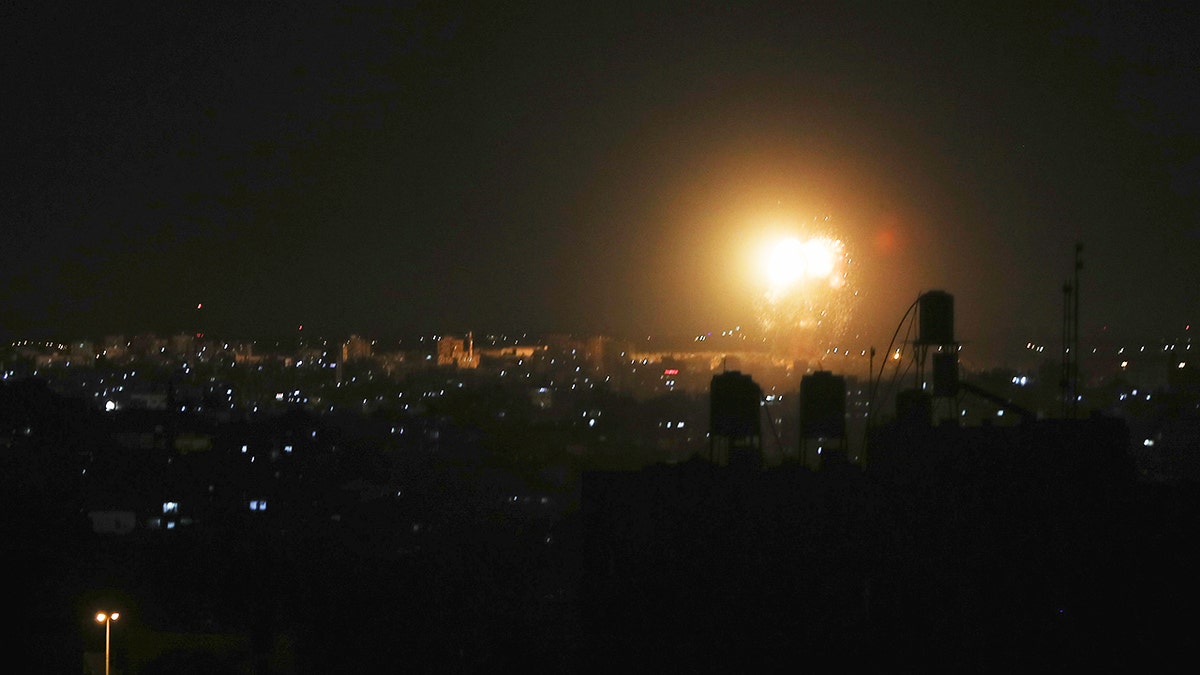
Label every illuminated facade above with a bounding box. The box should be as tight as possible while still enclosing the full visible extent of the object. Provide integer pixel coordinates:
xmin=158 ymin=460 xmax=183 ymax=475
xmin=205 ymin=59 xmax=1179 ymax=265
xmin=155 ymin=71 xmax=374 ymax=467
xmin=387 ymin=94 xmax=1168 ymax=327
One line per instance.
xmin=344 ymin=334 xmax=373 ymax=362
xmin=437 ymin=333 xmax=478 ymax=369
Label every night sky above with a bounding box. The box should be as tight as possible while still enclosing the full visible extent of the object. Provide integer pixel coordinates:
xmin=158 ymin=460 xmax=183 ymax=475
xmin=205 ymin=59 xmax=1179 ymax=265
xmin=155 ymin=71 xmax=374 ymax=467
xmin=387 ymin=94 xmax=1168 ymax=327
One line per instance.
xmin=5 ymin=1 xmax=1198 ymax=365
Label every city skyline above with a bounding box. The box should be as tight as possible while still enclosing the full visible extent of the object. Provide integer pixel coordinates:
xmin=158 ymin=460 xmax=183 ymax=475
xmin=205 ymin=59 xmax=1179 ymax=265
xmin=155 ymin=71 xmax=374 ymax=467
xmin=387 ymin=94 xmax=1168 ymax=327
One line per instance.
xmin=5 ymin=2 xmax=1198 ymax=369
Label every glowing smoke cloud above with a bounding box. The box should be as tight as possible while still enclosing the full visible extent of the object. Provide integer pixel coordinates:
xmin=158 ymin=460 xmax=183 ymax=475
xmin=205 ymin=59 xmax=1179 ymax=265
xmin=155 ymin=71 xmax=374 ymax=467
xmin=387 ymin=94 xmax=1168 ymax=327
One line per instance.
xmin=756 ymin=234 xmax=855 ymax=363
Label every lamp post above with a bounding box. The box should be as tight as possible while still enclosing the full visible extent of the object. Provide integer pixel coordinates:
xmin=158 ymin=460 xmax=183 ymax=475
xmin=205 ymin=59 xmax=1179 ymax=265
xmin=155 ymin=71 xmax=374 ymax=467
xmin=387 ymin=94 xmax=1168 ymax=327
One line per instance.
xmin=94 ymin=611 xmax=120 ymax=675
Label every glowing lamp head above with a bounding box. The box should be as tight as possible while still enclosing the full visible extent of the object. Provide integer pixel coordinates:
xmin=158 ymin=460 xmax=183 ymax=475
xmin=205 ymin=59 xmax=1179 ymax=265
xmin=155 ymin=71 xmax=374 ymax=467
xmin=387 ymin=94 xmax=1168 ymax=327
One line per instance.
xmin=95 ymin=611 xmax=119 ymax=623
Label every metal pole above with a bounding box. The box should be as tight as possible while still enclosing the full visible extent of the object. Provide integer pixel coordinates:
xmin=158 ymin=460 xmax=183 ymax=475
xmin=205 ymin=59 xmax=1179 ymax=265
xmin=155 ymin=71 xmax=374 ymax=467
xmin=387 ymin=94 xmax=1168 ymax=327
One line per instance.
xmin=105 ymin=617 xmax=111 ymax=675
xmin=1061 ymin=281 xmax=1071 ymax=418
xmin=1080 ymin=241 xmax=1089 ymax=417
xmin=868 ymin=347 xmax=875 ymax=425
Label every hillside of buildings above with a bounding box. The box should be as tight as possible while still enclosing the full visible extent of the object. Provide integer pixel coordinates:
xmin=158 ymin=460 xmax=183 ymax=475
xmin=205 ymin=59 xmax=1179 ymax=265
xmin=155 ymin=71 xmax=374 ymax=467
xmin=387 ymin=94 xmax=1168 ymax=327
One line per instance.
xmin=3 ymin=331 xmax=1199 ymax=672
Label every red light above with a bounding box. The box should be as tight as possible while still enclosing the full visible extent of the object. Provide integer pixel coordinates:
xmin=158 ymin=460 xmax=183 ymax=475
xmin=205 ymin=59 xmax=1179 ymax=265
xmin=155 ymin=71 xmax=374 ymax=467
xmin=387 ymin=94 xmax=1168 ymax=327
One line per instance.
xmin=663 ymin=369 xmax=679 ymax=375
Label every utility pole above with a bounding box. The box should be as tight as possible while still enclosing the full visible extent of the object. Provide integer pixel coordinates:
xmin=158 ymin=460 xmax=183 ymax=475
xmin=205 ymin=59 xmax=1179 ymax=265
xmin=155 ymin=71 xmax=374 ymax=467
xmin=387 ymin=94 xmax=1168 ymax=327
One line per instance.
xmin=1060 ymin=243 xmax=1083 ymax=419
xmin=1061 ymin=280 xmax=1071 ymax=418
xmin=1072 ymin=242 xmax=1082 ymax=419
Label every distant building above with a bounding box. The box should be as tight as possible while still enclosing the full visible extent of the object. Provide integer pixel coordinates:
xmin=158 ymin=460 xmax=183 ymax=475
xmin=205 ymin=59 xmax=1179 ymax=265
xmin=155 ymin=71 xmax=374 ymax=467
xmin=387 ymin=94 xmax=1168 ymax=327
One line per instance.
xmin=583 ymin=334 xmax=620 ymax=377
xmin=129 ymin=333 xmax=168 ymax=359
xmin=345 ymin=334 xmax=373 ymax=362
xmin=100 ymin=335 xmax=128 ymax=361
xmin=170 ymin=332 xmax=196 ymax=358
xmin=232 ymin=341 xmax=264 ymax=365
xmin=479 ymin=345 xmax=545 ymax=360
xmin=87 ymin=510 xmax=137 ymax=535
xmin=70 ymin=340 xmax=96 ymax=365
xmin=437 ymin=333 xmax=478 ymax=369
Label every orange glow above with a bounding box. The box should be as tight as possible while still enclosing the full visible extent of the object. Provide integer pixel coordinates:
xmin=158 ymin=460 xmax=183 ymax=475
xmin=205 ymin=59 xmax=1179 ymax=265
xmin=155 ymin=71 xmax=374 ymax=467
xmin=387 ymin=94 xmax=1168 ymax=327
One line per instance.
xmin=753 ymin=225 xmax=855 ymax=364
xmin=762 ymin=235 xmax=846 ymax=300
xmin=874 ymin=228 xmax=897 ymax=252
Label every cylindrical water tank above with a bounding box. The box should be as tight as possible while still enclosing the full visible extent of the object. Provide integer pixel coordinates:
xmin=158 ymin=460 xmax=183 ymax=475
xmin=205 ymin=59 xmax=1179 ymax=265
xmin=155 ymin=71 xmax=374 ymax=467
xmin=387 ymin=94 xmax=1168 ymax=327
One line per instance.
xmin=800 ymin=370 xmax=846 ymax=439
xmin=918 ymin=291 xmax=954 ymax=345
xmin=710 ymin=371 xmax=762 ymax=437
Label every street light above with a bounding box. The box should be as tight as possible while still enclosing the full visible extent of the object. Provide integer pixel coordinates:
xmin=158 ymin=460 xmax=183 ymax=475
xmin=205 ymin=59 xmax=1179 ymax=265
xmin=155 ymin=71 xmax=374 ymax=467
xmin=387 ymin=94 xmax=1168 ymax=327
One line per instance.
xmin=94 ymin=611 xmax=120 ymax=675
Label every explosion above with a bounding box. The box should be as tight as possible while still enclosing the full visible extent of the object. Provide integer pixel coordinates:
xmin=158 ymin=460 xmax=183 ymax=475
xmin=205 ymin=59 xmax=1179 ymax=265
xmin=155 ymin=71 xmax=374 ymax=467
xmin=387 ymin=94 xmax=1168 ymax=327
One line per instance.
xmin=756 ymin=234 xmax=854 ymax=363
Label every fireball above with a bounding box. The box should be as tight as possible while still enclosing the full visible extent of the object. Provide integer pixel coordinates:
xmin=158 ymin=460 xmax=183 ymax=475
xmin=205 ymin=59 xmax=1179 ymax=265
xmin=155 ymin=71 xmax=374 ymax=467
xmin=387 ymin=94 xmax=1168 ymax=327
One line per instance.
xmin=763 ymin=236 xmax=846 ymax=300
xmin=756 ymin=233 xmax=853 ymax=362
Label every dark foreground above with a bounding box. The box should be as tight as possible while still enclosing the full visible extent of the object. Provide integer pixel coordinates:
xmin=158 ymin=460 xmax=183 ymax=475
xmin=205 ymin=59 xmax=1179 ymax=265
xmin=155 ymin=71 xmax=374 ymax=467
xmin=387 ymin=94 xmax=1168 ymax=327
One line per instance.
xmin=10 ymin=415 xmax=1200 ymax=673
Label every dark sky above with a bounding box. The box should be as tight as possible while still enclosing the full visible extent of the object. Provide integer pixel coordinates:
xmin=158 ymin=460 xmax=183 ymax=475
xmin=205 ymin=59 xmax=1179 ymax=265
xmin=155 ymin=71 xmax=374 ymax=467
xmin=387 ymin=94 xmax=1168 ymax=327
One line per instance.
xmin=4 ymin=1 xmax=1198 ymax=365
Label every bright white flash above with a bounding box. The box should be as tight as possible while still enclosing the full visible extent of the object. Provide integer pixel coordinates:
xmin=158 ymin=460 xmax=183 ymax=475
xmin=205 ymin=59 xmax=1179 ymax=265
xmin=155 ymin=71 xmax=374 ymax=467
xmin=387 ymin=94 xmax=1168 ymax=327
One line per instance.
xmin=764 ymin=236 xmax=845 ymax=296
